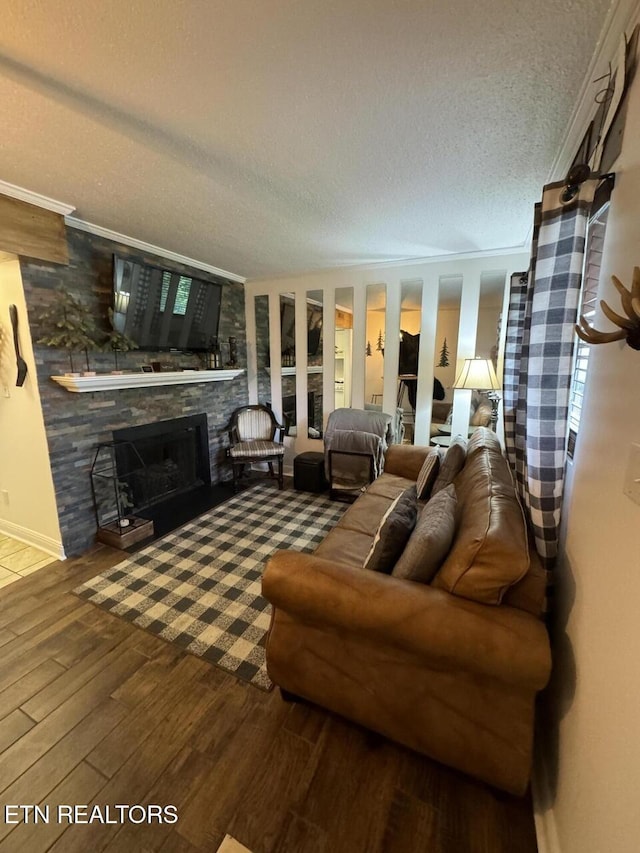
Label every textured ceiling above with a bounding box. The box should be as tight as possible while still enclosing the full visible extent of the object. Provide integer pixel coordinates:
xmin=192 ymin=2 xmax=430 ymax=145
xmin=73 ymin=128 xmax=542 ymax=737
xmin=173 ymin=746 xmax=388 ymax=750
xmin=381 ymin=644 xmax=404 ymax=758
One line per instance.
xmin=0 ymin=0 xmax=611 ymax=279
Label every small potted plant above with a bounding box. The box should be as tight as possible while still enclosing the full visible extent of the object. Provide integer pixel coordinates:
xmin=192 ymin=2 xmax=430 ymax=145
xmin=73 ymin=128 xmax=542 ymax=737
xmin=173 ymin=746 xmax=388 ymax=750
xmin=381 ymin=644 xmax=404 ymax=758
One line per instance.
xmin=37 ymin=286 xmax=100 ymax=375
xmin=103 ymin=308 xmax=138 ymax=372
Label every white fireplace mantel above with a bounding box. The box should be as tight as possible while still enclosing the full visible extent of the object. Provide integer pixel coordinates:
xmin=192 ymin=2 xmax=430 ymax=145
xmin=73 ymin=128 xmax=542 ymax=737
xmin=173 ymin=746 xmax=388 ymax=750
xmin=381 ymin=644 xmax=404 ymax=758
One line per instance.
xmin=265 ymin=366 xmax=323 ymax=376
xmin=50 ymin=368 xmax=245 ymax=393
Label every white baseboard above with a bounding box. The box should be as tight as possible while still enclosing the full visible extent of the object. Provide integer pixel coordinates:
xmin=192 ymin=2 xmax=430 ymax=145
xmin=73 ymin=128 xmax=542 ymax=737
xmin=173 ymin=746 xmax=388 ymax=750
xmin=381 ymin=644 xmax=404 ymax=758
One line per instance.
xmin=532 ymin=749 xmax=561 ymax=853
xmin=0 ymin=520 xmax=66 ymax=560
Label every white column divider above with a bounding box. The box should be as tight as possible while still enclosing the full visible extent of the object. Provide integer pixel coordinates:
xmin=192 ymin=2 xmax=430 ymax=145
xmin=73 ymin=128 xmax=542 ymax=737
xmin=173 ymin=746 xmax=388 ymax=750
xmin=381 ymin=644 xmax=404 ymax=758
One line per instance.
xmin=294 ymin=291 xmax=308 ymax=441
xmin=382 ymin=276 xmax=401 ymax=419
xmin=351 ymin=284 xmax=367 ymax=410
xmin=450 ymin=270 xmax=482 ymax=441
xmin=414 ymin=272 xmax=440 ymax=447
xmin=268 ymin=292 xmax=283 ymax=424
xmin=244 ymin=288 xmax=258 ymax=405
xmin=322 ymin=287 xmax=336 ymax=431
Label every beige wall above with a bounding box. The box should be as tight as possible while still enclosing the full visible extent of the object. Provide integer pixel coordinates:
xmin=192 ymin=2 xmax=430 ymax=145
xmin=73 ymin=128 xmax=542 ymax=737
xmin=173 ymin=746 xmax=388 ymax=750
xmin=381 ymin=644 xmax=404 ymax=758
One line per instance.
xmin=0 ymin=257 xmax=63 ymax=556
xmin=540 ymin=51 xmax=640 ymax=853
xmin=365 ymin=308 xmax=385 ymax=402
xmin=475 ymin=304 xmax=500 ymax=361
xmin=433 ymin=308 xmax=460 ymax=403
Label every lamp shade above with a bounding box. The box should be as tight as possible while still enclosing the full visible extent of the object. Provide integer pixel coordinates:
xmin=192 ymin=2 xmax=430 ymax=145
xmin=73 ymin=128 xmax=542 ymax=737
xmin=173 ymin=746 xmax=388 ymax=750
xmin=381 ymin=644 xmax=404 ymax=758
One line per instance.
xmin=453 ymin=357 xmax=500 ymax=391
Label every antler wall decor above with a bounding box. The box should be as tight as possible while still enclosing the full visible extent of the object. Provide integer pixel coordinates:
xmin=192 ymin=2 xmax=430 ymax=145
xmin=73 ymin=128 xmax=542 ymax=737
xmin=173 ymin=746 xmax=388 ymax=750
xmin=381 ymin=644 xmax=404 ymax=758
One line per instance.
xmin=575 ymin=266 xmax=640 ymax=350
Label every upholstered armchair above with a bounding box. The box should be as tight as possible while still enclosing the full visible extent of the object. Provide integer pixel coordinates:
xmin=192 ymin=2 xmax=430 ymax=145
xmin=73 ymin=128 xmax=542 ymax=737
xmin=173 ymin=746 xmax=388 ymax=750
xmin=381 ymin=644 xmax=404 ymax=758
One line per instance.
xmin=226 ymin=404 xmax=286 ymax=492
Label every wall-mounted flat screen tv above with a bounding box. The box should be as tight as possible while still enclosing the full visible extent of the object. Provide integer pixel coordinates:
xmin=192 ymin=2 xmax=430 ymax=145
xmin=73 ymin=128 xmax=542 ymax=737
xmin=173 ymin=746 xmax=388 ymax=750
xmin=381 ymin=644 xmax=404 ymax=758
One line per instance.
xmin=112 ymin=255 xmax=223 ymax=352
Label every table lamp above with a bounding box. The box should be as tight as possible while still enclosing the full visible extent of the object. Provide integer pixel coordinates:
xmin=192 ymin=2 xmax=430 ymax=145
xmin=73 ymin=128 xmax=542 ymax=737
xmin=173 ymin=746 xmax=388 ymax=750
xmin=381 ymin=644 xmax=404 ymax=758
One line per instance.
xmin=453 ymin=357 xmax=501 ymax=431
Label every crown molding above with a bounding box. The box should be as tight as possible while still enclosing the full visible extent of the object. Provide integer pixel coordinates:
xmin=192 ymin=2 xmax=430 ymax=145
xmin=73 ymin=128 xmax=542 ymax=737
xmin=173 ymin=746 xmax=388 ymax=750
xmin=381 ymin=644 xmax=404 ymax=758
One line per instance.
xmin=548 ymin=0 xmax=640 ymax=182
xmin=0 ymin=179 xmax=246 ymax=280
xmin=65 ymin=216 xmax=246 ymax=282
xmin=0 ymin=180 xmax=76 ymax=216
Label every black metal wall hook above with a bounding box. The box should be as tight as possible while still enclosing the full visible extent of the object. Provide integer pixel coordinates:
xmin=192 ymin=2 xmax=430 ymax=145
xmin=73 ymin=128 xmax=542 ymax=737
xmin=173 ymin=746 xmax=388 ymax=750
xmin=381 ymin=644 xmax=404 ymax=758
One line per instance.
xmin=560 ymin=163 xmax=592 ymax=205
xmin=559 ymin=165 xmax=615 ymax=207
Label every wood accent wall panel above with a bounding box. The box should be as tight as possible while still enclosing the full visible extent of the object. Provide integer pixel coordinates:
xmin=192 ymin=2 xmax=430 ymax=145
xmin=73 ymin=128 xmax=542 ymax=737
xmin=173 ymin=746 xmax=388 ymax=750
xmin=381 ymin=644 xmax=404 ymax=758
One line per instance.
xmin=335 ymin=308 xmax=352 ymax=328
xmin=0 ymin=195 xmax=69 ymax=265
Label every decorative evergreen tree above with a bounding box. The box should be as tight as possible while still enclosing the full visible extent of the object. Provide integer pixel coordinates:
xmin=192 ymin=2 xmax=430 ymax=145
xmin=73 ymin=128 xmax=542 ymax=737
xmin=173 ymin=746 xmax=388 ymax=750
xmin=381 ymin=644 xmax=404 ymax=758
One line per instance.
xmin=438 ymin=337 xmax=450 ymax=367
xmin=37 ymin=286 xmax=100 ymax=373
xmin=366 ymin=341 xmax=372 ymax=357
xmin=376 ymin=330 xmax=384 ymax=352
xmin=103 ymin=308 xmax=138 ymax=371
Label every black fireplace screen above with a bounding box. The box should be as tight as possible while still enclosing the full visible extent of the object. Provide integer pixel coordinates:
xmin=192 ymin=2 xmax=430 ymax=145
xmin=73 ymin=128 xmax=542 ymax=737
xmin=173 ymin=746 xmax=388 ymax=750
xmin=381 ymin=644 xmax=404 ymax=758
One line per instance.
xmin=113 ymin=414 xmax=210 ymax=510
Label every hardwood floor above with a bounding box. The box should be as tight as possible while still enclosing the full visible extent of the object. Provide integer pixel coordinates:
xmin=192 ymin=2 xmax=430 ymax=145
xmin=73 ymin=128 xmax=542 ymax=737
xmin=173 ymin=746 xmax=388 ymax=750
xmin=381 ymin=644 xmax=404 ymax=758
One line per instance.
xmin=0 ymin=546 xmax=538 ymax=853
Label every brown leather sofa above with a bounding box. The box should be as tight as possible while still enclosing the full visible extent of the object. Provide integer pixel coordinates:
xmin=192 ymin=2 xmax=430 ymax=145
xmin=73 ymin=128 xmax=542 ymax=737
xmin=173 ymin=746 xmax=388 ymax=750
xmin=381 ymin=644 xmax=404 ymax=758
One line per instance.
xmin=262 ymin=429 xmax=552 ymax=795
xmin=430 ymin=392 xmax=493 ymax=437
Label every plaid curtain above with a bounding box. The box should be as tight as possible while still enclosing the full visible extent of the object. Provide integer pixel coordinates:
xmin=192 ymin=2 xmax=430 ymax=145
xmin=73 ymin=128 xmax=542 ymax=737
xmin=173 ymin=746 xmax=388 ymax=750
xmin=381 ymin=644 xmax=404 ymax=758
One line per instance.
xmin=503 ymin=178 xmax=599 ymax=567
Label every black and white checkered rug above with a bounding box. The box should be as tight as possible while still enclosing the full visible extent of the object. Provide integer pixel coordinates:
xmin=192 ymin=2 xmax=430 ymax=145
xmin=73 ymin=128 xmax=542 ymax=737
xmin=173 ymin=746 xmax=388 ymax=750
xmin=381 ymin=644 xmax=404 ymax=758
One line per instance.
xmin=74 ymin=484 xmax=346 ymax=690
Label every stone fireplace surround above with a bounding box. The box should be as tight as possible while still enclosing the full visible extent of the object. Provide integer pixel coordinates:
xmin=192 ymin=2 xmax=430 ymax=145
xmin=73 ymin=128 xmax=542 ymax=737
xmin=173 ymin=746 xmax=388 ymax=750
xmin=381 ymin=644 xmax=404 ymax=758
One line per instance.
xmin=19 ymin=227 xmax=249 ymax=556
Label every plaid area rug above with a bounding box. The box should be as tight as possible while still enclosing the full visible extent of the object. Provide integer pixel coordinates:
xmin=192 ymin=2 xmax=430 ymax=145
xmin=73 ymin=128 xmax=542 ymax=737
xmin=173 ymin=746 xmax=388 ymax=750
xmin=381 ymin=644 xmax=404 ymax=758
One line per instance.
xmin=74 ymin=484 xmax=346 ymax=690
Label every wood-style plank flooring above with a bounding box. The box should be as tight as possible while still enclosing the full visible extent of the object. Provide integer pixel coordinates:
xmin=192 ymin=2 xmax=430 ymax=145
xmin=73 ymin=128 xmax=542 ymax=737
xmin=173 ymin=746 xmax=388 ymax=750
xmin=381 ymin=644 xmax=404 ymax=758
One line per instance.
xmin=0 ymin=546 xmax=538 ymax=853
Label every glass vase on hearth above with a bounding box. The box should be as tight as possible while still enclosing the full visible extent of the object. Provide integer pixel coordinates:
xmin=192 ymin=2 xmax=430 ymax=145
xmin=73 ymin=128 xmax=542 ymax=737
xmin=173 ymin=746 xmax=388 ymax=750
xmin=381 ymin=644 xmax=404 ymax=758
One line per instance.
xmin=90 ymin=441 xmax=154 ymax=549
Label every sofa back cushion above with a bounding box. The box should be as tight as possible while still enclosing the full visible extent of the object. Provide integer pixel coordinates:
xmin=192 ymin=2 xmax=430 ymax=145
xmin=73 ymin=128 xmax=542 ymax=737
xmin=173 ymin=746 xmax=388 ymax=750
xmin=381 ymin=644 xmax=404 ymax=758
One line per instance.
xmin=363 ymin=487 xmax=418 ymax=573
xmin=431 ymin=428 xmax=529 ymax=605
xmin=392 ymin=485 xmax=457 ymax=584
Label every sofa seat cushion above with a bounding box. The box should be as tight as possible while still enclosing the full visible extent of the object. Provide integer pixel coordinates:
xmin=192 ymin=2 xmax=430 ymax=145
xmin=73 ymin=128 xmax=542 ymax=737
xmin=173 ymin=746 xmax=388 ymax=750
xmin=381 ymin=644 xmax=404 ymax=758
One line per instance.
xmin=229 ymin=440 xmax=285 ymax=457
xmin=432 ymin=429 xmax=529 ymax=605
xmin=314 ymin=527 xmax=374 ymax=568
xmin=392 ymin=484 xmax=457 ymax=584
xmin=366 ymin=473 xmax=415 ymax=501
xmin=337 ymin=492 xmax=398 ymax=537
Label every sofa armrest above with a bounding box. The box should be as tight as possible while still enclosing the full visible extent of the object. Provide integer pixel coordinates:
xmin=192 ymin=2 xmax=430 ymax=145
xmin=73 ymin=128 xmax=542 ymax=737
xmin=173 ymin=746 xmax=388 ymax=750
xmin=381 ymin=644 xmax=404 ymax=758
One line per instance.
xmin=262 ymin=551 xmax=551 ymax=691
xmin=383 ymin=444 xmax=431 ymax=480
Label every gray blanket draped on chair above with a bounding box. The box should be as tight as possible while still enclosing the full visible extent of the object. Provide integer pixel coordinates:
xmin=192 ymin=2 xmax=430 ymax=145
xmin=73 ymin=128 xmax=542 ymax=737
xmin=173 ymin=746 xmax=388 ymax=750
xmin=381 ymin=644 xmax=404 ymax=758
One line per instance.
xmin=329 ymin=429 xmax=384 ymax=490
xmin=323 ymin=408 xmax=395 ymax=481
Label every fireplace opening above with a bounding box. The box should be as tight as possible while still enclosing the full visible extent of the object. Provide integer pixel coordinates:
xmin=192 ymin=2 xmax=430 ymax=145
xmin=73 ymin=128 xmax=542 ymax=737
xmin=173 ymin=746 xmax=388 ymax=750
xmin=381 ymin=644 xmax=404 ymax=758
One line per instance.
xmin=110 ymin=414 xmax=231 ymax=538
xmin=113 ymin=414 xmax=211 ymax=510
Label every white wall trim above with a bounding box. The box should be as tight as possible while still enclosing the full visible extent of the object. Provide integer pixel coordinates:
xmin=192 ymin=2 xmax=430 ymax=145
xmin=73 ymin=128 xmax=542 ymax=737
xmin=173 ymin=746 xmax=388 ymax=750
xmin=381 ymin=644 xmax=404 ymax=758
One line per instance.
xmin=548 ymin=0 xmax=640 ymax=182
xmin=0 ymin=520 xmax=66 ymax=560
xmin=532 ymin=750 xmax=562 ymax=853
xmin=0 ymin=179 xmax=76 ymax=216
xmin=65 ymin=216 xmax=246 ymax=282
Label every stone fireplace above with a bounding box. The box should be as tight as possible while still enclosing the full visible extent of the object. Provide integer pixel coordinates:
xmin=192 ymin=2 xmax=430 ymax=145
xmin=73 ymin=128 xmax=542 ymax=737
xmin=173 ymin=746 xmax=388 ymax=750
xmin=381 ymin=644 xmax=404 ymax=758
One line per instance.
xmin=18 ymin=226 xmax=249 ymax=557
